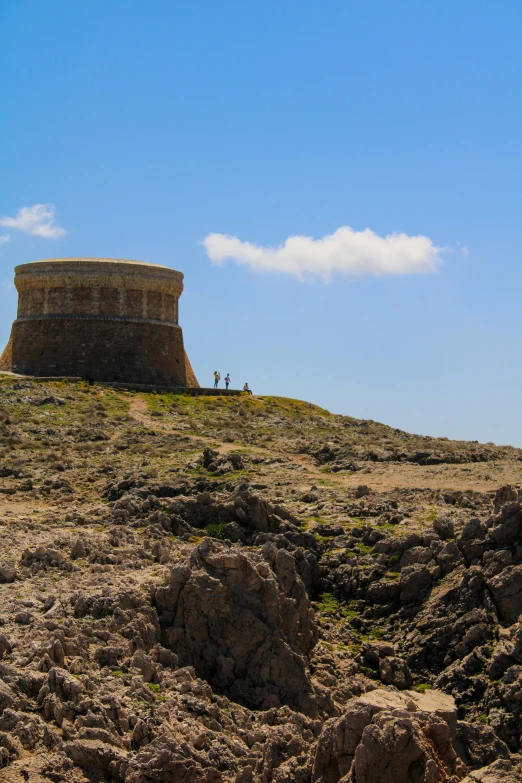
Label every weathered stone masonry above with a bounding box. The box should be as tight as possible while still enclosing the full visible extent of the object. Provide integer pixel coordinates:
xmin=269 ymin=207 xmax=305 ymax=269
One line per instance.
xmin=0 ymin=257 xmax=199 ymax=387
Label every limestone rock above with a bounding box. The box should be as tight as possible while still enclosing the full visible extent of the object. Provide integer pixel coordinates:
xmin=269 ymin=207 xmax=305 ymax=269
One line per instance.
xmin=460 ymin=759 xmax=522 ymax=782
xmin=0 ymin=564 xmax=16 ymax=583
xmin=313 ymin=690 xmax=466 ymax=783
xmin=457 ymin=720 xmax=510 ymax=768
xmin=400 ymin=564 xmax=433 ymax=604
xmin=488 ymin=566 xmax=522 ymax=624
xmin=378 ymin=656 xmax=412 ymax=690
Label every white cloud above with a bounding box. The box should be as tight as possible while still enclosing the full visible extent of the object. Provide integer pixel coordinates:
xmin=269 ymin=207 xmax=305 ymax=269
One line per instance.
xmin=202 ymin=225 xmax=441 ymax=281
xmin=0 ymin=234 xmax=10 ymax=245
xmin=0 ymin=204 xmax=66 ymax=238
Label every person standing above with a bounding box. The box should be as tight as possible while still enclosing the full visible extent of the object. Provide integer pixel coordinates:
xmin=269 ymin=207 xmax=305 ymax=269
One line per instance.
xmin=213 ymin=371 xmax=220 ymax=388
xmin=225 ymin=373 xmax=231 ymax=390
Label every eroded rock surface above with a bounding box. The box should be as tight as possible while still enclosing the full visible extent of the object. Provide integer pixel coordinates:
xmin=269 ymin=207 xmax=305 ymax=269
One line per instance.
xmin=1 ymin=382 xmax=522 ymax=781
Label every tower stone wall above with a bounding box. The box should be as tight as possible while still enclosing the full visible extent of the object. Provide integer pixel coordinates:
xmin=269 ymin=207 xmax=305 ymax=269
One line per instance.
xmin=0 ymin=258 xmax=199 ymax=387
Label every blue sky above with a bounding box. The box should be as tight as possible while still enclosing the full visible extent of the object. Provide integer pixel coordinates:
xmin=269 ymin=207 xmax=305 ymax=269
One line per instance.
xmin=1 ymin=1 xmax=522 ymax=445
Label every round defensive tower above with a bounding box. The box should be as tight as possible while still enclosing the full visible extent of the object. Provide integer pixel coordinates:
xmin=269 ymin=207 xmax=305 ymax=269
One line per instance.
xmin=0 ymin=257 xmax=199 ymax=387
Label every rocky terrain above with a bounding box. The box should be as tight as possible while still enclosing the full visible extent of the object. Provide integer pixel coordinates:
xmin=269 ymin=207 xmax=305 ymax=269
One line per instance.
xmin=0 ymin=377 xmax=521 ymax=781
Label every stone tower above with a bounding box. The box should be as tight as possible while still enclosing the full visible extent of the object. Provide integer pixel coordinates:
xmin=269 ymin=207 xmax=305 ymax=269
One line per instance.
xmin=0 ymin=257 xmax=199 ymax=387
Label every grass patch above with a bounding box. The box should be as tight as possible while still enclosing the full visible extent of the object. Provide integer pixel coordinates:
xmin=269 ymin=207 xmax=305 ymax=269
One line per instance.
xmin=368 ymin=625 xmax=386 ymax=640
xmin=387 ymin=553 xmax=401 ymax=571
xmin=316 ymin=592 xmax=358 ymax=621
xmin=316 ymin=593 xmax=340 ymax=616
xmin=314 ymin=533 xmax=335 ymax=544
xmin=211 ymin=468 xmax=248 ymax=485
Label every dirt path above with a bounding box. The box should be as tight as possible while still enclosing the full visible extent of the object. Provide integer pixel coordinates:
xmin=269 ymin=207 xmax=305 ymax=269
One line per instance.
xmin=128 ymin=396 xmax=148 ymax=423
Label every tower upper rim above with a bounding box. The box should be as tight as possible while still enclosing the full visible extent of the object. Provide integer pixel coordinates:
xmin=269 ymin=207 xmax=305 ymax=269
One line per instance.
xmin=15 ymin=257 xmax=182 ymax=275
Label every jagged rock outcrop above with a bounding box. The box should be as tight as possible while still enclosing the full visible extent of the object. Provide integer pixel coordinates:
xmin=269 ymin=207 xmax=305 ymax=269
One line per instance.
xmin=153 ymin=538 xmax=318 ymax=712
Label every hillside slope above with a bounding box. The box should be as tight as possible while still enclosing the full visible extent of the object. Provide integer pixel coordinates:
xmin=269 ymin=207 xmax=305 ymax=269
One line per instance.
xmin=0 ymin=377 xmax=521 ymax=781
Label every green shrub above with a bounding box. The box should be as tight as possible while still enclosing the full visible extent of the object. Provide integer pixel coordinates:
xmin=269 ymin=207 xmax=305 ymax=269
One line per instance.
xmin=204 ymin=523 xmax=228 ymax=540
xmin=413 ymin=683 xmax=432 ymax=693
xmin=359 ymin=665 xmax=378 ymax=679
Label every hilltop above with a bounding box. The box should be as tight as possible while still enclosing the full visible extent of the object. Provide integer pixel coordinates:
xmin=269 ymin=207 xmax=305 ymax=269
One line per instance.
xmin=0 ymin=378 xmax=521 ymax=781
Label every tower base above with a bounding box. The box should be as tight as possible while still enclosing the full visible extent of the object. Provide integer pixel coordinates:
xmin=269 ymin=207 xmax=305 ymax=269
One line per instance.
xmin=2 ymin=317 xmax=199 ymax=387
